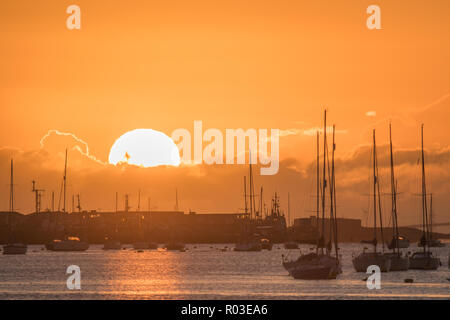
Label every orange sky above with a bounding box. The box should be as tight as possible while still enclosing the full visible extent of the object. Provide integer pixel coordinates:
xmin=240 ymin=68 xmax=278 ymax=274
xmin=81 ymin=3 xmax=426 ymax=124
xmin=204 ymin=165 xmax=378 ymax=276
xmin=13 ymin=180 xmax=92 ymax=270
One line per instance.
xmin=0 ymin=1 xmax=449 ymax=230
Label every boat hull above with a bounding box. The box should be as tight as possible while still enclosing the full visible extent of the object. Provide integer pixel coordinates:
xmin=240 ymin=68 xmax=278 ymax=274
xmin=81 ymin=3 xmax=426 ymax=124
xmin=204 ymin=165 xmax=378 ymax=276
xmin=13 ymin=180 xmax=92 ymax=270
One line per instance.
xmin=165 ymin=243 xmax=185 ymax=251
xmin=352 ymin=252 xmax=391 ymax=272
xmin=284 ymin=253 xmax=341 ymax=280
xmin=409 ymin=255 xmax=440 ymax=270
xmin=384 ymin=253 xmax=409 ymax=271
xmin=2 ymin=243 xmax=27 ymax=255
xmin=46 ymin=240 xmax=89 ymax=252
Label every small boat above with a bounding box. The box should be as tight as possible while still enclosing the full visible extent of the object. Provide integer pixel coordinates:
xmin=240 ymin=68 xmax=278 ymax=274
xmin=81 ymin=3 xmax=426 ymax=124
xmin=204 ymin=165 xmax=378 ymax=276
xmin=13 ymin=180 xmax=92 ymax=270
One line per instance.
xmin=284 ymin=242 xmax=299 ymax=249
xmin=46 ymin=237 xmax=89 ymax=252
xmin=3 ymin=243 xmax=27 ymax=255
xmin=387 ymin=236 xmax=410 ymax=249
xmin=260 ymin=238 xmax=273 ymax=250
xmin=148 ymin=242 xmax=158 ymax=249
xmin=409 ymin=251 xmax=440 ymax=270
xmin=165 ymin=242 xmax=185 ymax=251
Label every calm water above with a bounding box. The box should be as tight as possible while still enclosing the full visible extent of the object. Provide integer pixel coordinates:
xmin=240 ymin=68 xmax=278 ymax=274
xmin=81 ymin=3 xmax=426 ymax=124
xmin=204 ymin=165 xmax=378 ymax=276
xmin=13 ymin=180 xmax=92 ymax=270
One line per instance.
xmin=0 ymin=243 xmax=449 ymax=300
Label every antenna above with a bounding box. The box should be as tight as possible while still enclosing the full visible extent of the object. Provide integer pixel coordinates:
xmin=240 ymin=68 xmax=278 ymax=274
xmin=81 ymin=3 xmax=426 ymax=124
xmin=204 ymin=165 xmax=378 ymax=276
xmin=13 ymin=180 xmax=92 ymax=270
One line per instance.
xmin=32 ymin=180 xmax=45 ymax=213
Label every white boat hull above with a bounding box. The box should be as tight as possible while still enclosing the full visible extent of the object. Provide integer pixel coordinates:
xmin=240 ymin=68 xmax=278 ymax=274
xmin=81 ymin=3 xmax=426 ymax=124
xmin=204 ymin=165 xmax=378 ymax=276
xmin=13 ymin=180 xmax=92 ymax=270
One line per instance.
xmin=409 ymin=253 xmax=440 ymax=270
xmin=284 ymin=253 xmax=341 ymax=280
xmin=384 ymin=253 xmax=409 ymax=271
xmin=234 ymin=242 xmax=262 ymax=252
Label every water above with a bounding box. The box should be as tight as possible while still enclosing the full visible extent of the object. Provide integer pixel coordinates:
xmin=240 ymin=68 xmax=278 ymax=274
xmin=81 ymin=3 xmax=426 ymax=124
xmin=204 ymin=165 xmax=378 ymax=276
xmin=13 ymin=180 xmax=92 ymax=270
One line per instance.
xmin=0 ymin=243 xmax=449 ymax=300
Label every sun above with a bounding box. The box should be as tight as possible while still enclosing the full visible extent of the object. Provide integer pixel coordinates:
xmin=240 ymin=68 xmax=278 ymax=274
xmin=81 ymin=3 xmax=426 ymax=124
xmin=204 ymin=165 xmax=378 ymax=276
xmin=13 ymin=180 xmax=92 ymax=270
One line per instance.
xmin=108 ymin=129 xmax=180 ymax=167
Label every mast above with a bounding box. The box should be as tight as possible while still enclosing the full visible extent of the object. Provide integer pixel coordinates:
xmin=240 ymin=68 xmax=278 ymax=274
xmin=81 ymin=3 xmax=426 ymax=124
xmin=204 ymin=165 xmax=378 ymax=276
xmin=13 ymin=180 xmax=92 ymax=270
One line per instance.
xmin=175 ymin=188 xmax=179 ymax=211
xmin=260 ymin=187 xmax=264 ymax=220
xmin=52 ymin=191 xmax=55 ymax=212
xmin=389 ymin=124 xmax=400 ymax=255
xmin=421 ymin=124 xmax=429 ymax=253
xmin=249 ymin=151 xmax=254 ymax=219
xmin=316 ymin=131 xmax=320 ymax=254
xmin=375 ymin=135 xmax=385 ymax=251
xmin=287 ymin=192 xmax=290 ymax=228
xmin=115 ymin=192 xmax=118 ymax=213
xmin=9 ymin=159 xmax=14 ymax=213
xmin=321 ymin=110 xmax=327 ymax=253
xmin=63 ymin=149 xmax=68 ymax=213
xmin=372 ymin=130 xmax=377 ymax=252
xmin=429 ymin=194 xmax=433 ymax=240
xmin=243 ymin=176 xmax=248 ymax=216
xmin=331 ymin=125 xmax=339 ymax=260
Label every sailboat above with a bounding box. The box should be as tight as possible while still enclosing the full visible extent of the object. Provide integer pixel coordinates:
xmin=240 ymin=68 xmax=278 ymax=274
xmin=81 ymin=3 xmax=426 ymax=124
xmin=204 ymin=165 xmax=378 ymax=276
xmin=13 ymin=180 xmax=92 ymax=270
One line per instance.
xmin=283 ymin=111 xmax=341 ymax=280
xmin=234 ymin=155 xmax=262 ymax=252
xmin=409 ymin=125 xmax=440 ymax=270
xmin=417 ymin=194 xmax=444 ymax=247
xmin=46 ymin=150 xmax=89 ymax=252
xmin=3 ymin=159 xmax=28 ymax=255
xmin=352 ymin=130 xmax=391 ymax=272
xmin=383 ymin=124 xmax=409 ymax=271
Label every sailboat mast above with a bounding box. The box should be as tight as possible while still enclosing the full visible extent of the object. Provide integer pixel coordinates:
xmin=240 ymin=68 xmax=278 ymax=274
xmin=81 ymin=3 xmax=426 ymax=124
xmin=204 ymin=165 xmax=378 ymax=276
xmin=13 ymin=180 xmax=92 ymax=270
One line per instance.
xmin=316 ymin=131 xmax=320 ymax=253
xmin=421 ymin=124 xmax=429 ymax=252
xmin=287 ymin=192 xmax=290 ymax=227
xmin=389 ymin=124 xmax=400 ymax=255
xmin=372 ymin=130 xmax=377 ymax=252
xmin=429 ymin=194 xmax=433 ymax=239
xmin=63 ymin=149 xmax=68 ymax=213
xmin=243 ymin=176 xmax=248 ymax=216
xmin=249 ymin=152 xmax=254 ymax=219
xmin=9 ymin=159 xmax=14 ymax=213
xmin=321 ymin=110 xmax=327 ymax=253
xmin=331 ymin=125 xmax=339 ymax=260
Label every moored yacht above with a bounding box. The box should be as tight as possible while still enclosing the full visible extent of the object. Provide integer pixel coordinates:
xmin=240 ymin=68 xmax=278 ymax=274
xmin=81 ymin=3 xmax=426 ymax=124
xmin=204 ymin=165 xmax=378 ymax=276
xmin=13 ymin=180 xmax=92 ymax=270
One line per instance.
xmin=383 ymin=124 xmax=409 ymax=271
xmin=352 ymin=130 xmax=391 ymax=272
xmin=283 ymin=113 xmax=342 ymax=280
xmin=409 ymin=125 xmax=440 ymax=270
xmin=103 ymin=238 xmax=122 ymax=250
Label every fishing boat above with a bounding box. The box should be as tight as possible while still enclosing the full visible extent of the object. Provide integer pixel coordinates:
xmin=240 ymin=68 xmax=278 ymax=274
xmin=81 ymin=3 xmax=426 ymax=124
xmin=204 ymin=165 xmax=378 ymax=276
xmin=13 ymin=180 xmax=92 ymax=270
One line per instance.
xmin=353 ymin=130 xmax=391 ymax=272
xmin=283 ymin=112 xmax=341 ymax=279
xmin=409 ymin=125 xmax=440 ymax=270
xmin=2 ymin=160 xmax=27 ymax=255
xmin=383 ymin=124 xmax=409 ymax=271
